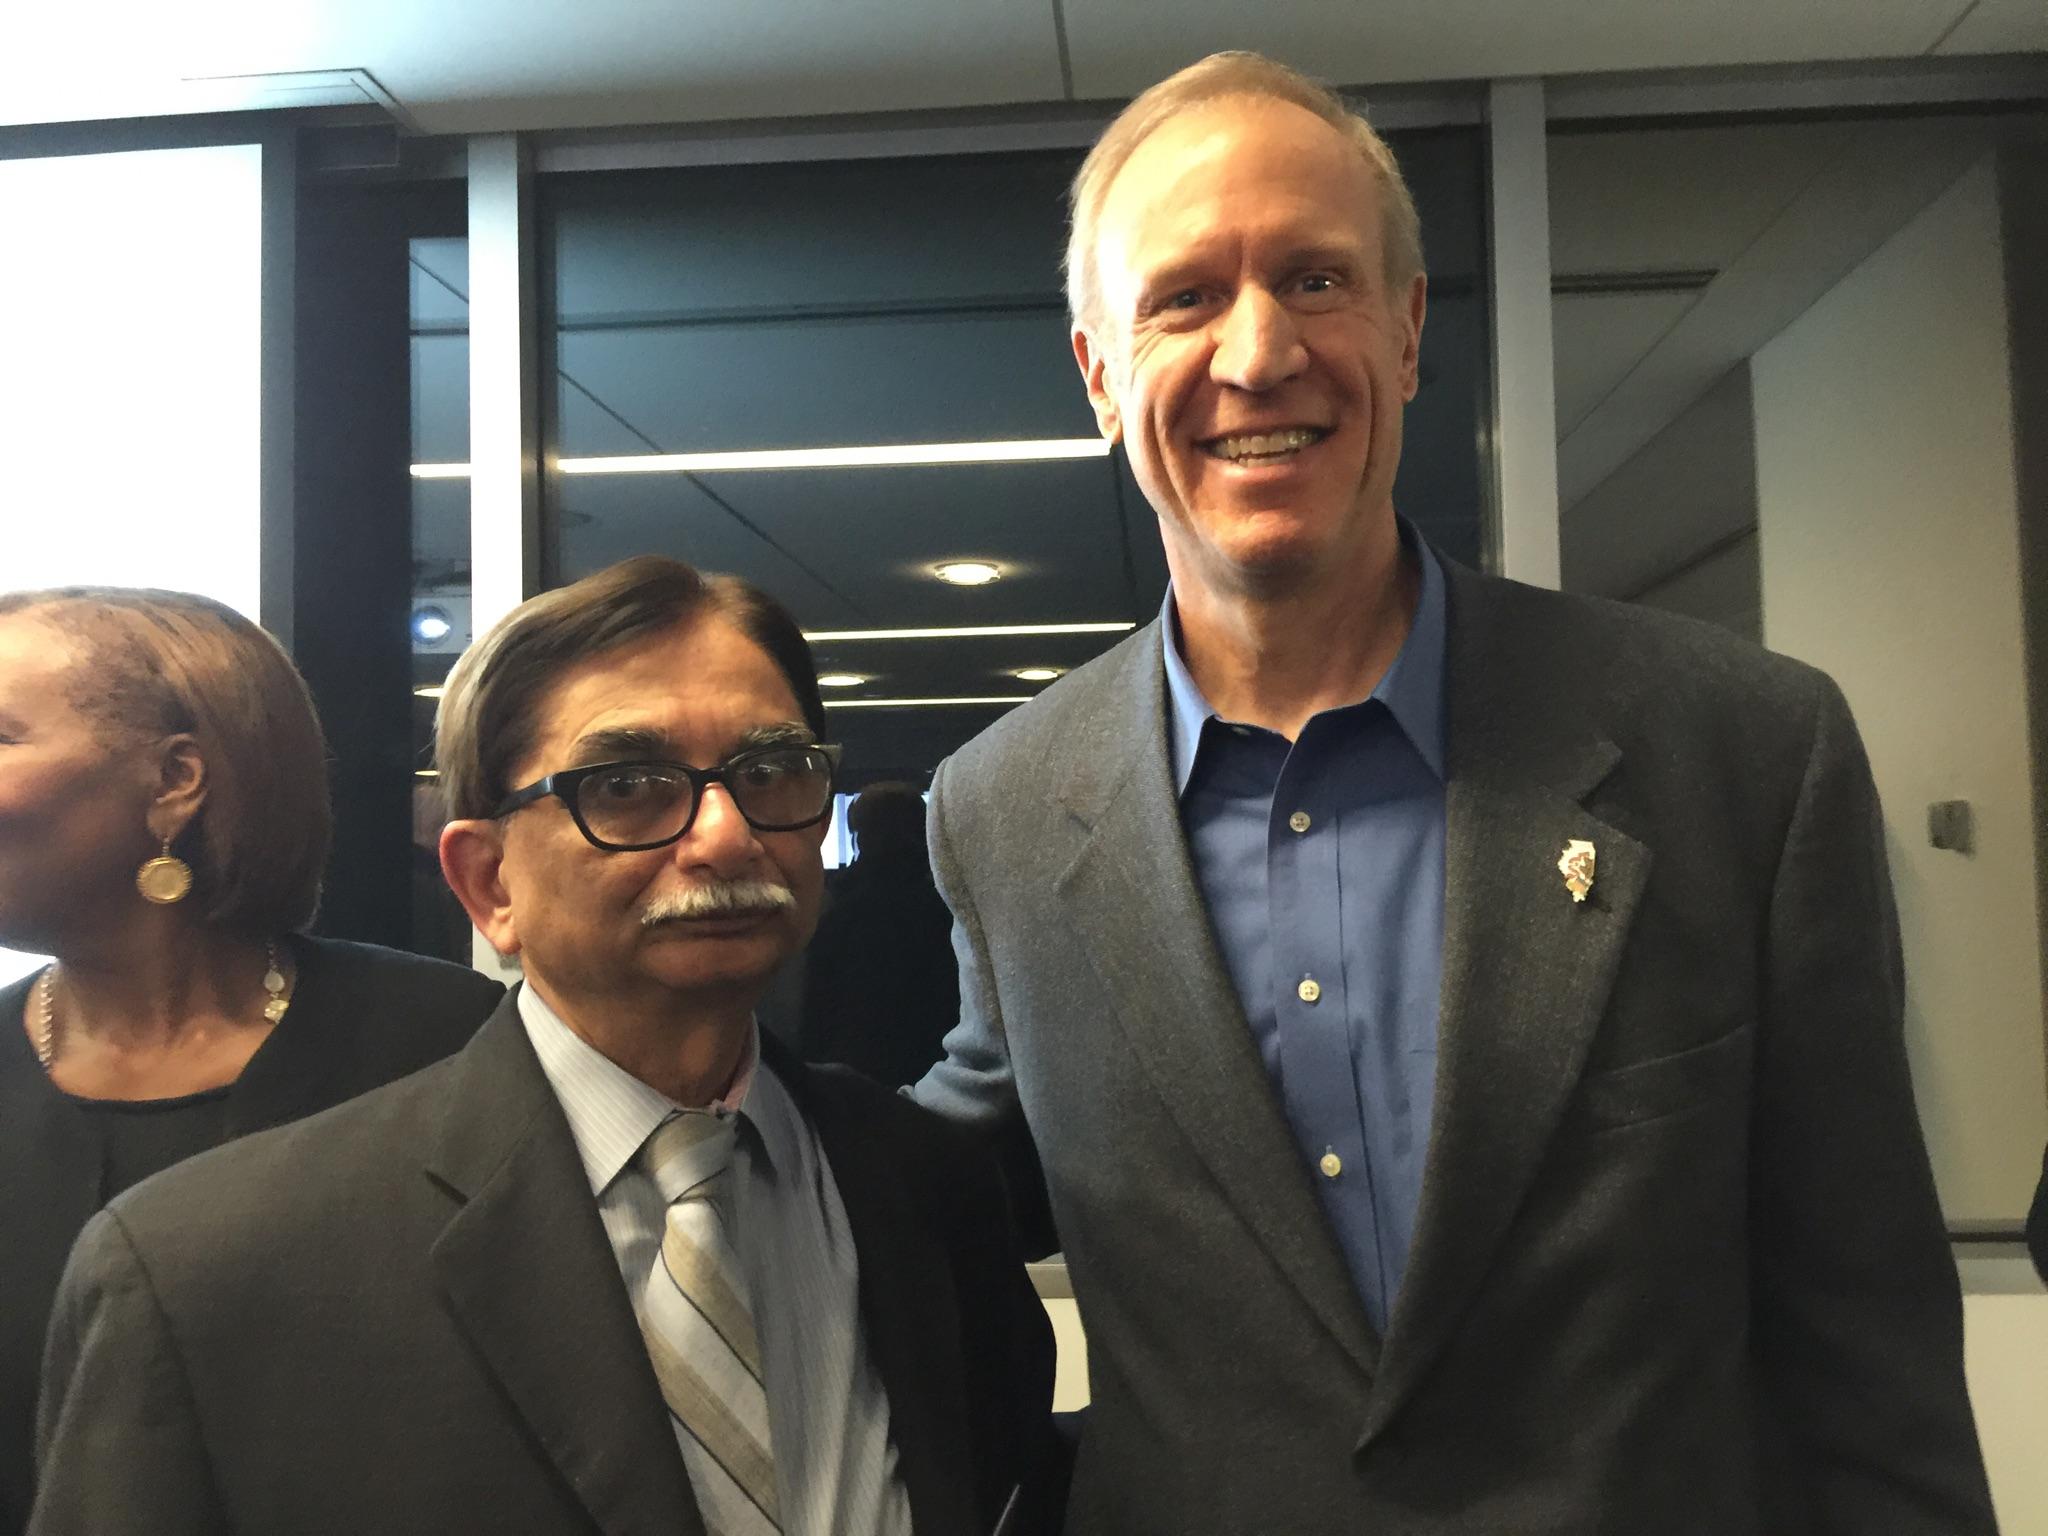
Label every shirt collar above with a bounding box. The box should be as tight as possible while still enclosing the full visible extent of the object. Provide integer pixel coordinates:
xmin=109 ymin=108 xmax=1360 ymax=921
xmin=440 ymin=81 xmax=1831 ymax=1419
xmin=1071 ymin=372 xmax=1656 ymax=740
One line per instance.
xmin=1161 ymin=516 xmax=1448 ymax=795
xmin=517 ymin=982 xmax=795 ymax=1197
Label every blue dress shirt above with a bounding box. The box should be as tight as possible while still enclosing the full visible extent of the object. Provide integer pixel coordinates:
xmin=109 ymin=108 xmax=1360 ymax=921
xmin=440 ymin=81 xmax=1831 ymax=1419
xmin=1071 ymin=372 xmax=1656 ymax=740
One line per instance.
xmin=1162 ymin=524 xmax=1447 ymax=1335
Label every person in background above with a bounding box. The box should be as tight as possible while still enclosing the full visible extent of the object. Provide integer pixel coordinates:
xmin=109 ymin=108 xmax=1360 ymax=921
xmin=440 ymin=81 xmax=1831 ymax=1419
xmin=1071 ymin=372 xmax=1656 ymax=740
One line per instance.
xmin=912 ymin=50 xmax=1993 ymax=1534
xmin=29 ymin=558 xmax=1059 ymax=1536
xmin=799 ymin=780 xmax=959 ymax=1085
xmin=0 ymin=586 xmax=503 ymax=1533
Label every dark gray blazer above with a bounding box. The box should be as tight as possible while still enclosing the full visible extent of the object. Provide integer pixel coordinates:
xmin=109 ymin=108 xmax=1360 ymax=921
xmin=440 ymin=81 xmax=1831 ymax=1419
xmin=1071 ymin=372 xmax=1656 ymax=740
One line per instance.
xmin=0 ymin=936 xmax=503 ymax=1536
xmin=913 ymin=559 xmax=1994 ymax=1535
xmin=32 ymin=997 xmax=1060 ymax=1536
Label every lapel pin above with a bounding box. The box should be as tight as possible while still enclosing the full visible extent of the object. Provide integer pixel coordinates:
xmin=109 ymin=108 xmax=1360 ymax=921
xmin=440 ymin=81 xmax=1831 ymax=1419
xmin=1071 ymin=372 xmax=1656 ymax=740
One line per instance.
xmin=1558 ymin=839 xmax=1596 ymax=903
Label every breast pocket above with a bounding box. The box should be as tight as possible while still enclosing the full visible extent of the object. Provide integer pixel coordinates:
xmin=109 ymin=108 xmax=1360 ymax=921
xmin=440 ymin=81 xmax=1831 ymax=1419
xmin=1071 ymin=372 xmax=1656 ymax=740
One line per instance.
xmin=1571 ymin=1022 xmax=1754 ymax=1132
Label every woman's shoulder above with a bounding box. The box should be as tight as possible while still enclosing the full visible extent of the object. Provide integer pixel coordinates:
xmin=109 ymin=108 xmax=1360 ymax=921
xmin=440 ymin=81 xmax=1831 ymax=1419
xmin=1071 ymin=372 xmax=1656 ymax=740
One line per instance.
xmin=287 ymin=936 xmax=506 ymax=1052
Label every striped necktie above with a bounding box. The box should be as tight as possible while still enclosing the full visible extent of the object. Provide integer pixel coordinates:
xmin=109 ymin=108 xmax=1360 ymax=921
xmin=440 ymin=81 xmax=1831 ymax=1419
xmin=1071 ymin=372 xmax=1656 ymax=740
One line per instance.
xmin=637 ymin=1111 xmax=783 ymax=1536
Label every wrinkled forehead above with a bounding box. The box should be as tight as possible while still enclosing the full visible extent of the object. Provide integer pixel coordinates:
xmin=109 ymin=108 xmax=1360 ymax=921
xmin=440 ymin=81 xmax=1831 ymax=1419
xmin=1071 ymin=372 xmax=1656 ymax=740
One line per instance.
xmin=523 ymin=616 xmax=804 ymax=772
xmin=1096 ymin=99 xmax=1381 ymax=283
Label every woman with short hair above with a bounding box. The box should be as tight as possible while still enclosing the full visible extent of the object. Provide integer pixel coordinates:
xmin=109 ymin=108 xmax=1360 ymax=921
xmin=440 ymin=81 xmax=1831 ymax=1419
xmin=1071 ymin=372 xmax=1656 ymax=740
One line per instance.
xmin=0 ymin=586 xmax=503 ymax=1532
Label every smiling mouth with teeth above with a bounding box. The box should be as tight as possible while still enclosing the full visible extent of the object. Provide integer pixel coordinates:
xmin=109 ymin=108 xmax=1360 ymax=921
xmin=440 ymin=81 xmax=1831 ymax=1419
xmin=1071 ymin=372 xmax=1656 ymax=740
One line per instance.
xmin=1202 ymin=427 xmax=1329 ymax=463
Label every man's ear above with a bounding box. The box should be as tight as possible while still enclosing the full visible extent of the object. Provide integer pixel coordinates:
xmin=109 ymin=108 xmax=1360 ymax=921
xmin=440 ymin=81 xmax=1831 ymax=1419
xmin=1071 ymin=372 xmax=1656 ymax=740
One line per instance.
xmin=440 ymin=820 xmax=521 ymax=958
xmin=1073 ymin=325 xmax=1124 ymax=443
xmin=145 ymin=734 xmax=208 ymax=846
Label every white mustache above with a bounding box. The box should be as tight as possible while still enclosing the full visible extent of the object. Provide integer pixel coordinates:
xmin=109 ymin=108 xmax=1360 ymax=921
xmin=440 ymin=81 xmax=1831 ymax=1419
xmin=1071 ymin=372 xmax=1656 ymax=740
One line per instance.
xmin=640 ymin=879 xmax=796 ymax=927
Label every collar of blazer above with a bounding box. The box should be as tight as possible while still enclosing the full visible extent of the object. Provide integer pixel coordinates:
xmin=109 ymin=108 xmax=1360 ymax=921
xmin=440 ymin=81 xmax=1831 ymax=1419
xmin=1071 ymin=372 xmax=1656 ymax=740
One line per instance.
xmin=424 ymin=997 xmax=705 ymax=1536
xmin=1046 ymin=557 xmax=1652 ymax=1441
xmin=422 ymin=998 xmax=981 ymax=1536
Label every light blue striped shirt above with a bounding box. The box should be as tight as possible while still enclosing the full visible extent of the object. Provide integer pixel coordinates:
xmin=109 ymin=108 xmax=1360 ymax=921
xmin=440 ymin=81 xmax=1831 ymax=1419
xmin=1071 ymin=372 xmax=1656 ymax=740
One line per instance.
xmin=519 ymin=984 xmax=914 ymax=1536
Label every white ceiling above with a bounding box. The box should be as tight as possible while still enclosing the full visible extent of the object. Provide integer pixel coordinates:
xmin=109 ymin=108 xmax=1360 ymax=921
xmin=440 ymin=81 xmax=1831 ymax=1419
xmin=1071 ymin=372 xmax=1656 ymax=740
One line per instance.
xmin=3 ymin=0 xmax=2044 ymax=132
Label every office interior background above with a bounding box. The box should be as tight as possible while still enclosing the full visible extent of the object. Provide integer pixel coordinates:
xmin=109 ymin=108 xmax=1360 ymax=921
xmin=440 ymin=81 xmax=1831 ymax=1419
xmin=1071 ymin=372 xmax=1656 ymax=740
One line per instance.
xmin=4 ymin=2 xmax=2046 ymax=1524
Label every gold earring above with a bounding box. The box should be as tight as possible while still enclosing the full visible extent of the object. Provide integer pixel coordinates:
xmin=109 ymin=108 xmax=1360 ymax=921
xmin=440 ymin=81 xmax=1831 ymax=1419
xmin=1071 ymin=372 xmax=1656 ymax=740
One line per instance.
xmin=136 ymin=836 xmax=194 ymax=905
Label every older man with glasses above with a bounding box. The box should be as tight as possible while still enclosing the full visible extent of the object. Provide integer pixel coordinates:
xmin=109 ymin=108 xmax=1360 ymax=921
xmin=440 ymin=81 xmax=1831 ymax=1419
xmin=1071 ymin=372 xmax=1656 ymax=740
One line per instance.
xmin=31 ymin=556 xmax=1061 ymax=1536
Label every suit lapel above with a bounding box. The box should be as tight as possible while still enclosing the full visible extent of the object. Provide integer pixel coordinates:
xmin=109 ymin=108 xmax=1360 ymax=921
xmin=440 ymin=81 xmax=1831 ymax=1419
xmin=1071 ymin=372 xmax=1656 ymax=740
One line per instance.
xmin=1057 ymin=627 xmax=1381 ymax=1377
xmin=772 ymin=1042 xmax=980 ymax=1536
xmin=1362 ymin=564 xmax=1652 ymax=1440
xmin=425 ymin=1000 xmax=701 ymax=1536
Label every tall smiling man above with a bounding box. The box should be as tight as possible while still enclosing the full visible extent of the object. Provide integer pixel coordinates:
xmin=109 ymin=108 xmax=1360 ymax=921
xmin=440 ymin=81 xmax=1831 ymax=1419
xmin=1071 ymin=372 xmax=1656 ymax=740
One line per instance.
xmin=912 ymin=51 xmax=1994 ymax=1535
xmin=33 ymin=559 xmax=1058 ymax=1536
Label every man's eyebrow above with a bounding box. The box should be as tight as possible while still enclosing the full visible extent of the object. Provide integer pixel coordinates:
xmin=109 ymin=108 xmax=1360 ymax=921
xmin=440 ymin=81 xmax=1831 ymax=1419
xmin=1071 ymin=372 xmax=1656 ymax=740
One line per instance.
xmin=734 ymin=720 xmax=816 ymax=753
xmin=568 ymin=726 xmax=670 ymax=764
xmin=1283 ymin=241 xmax=1365 ymax=267
xmin=566 ymin=720 xmax=814 ymax=764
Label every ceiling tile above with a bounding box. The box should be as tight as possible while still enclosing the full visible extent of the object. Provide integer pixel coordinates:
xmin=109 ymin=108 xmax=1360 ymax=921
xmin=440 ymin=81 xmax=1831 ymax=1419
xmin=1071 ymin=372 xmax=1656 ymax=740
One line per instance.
xmin=1934 ymin=0 xmax=2048 ymax=55
xmin=1062 ymin=0 xmax=1967 ymax=98
xmin=4 ymin=0 xmax=1068 ymax=132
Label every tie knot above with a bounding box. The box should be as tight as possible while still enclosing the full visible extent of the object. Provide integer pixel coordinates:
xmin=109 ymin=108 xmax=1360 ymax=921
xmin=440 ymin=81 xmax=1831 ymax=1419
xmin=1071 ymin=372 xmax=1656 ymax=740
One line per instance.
xmin=640 ymin=1111 xmax=738 ymax=1204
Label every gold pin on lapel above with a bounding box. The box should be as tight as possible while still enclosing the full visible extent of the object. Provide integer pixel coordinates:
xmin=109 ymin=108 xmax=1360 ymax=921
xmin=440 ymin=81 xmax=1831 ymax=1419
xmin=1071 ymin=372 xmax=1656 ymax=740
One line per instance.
xmin=1558 ymin=839 xmax=1596 ymax=903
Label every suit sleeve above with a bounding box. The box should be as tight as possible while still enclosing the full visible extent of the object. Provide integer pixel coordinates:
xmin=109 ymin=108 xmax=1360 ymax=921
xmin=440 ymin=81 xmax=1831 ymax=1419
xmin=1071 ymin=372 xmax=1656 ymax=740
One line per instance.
xmin=1749 ymin=677 xmax=1996 ymax=1534
xmin=30 ymin=1210 xmax=228 ymax=1536
xmin=908 ymin=754 xmax=1058 ymax=1257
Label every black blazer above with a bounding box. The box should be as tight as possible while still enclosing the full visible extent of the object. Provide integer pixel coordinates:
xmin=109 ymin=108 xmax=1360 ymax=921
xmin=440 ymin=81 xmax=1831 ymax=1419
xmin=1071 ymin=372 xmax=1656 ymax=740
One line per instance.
xmin=0 ymin=936 xmax=502 ymax=1534
xmin=30 ymin=994 xmax=1060 ymax=1536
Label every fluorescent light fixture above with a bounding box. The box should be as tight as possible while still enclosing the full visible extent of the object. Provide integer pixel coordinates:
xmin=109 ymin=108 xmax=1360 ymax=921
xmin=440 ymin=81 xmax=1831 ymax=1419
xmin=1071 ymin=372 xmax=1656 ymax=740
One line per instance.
xmin=414 ymin=769 xmax=440 ymax=778
xmin=933 ymin=561 xmax=1002 ymax=587
xmin=802 ymin=622 xmax=1135 ymax=642
xmin=413 ymin=684 xmax=446 ymax=699
xmin=1013 ymin=667 xmax=1066 ymax=682
xmin=825 ymin=696 xmax=1032 ymax=710
xmin=816 ymin=673 xmax=871 ymax=688
xmin=409 ymin=438 xmax=1109 ymax=479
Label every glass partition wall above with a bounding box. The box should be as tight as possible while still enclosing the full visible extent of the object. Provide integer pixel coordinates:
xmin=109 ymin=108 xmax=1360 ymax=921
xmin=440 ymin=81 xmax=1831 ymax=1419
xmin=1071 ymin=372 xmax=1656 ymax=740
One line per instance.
xmin=537 ymin=133 xmax=1492 ymax=794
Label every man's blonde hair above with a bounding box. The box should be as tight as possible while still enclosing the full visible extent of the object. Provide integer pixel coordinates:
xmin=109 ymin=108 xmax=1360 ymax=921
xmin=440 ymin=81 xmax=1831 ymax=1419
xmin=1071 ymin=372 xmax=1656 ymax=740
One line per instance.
xmin=1064 ymin=51 xmax=1424 ymax=334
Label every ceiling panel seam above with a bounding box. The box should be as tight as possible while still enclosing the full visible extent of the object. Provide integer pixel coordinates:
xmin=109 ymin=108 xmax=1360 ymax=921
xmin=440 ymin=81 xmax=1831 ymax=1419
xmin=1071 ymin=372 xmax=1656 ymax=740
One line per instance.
xmin=554 ymin=370 xmax=874 ymax=619
xmin=1923 ymin=0 xmax=1983 ymax=55
xmin=1559 ymin=140 xmax=1844 ymax=452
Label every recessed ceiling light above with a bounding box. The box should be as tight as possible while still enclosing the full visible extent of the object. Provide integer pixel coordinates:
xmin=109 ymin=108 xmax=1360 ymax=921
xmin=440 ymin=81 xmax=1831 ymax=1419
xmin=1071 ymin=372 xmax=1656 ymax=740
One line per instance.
xmin=933 ymin=561 xmax=1002 ymax=586
xmin=410 ymin=605 xmax=453 ymax=644
xmin=1013 ymin=667 xmax=1065 ymax=682
xmin=816 ymin=672 xmax=870 ymax=688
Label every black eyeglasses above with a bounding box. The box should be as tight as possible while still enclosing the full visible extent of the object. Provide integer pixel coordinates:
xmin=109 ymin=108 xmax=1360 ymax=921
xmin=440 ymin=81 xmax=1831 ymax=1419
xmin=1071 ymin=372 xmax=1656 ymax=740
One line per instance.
xmin=494 ymin=742 xmax=841 ymax=852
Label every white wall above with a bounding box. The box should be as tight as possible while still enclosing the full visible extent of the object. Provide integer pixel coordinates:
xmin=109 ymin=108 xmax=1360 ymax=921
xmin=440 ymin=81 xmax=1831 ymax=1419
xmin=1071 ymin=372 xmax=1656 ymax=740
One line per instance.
xmin=0 ymin=141 xmax=266 ymax=988
xmin=1962 ymin=1268 xmax=2048 ymax=1532
xmin=1753 ymin=156 xmax=2048 ymax=1225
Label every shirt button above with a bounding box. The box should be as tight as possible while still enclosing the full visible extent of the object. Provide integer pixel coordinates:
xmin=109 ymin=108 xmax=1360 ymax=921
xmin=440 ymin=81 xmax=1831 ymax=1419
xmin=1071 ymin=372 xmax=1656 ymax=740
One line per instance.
xmin=1297 ymin=977 xmax=1321 ymax=1004
xmin=1320 ymin=1151 xmax=1343 ymax=1179
xmin=1288 ymin=810 xmax=1311 ymax=834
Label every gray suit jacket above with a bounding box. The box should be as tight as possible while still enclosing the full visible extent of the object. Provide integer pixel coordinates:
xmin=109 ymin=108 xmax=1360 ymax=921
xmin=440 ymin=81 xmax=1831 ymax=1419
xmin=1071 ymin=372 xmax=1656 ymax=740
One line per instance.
xmin=914 ymin=559 xmax=1994 ymax=1535
xmin=32 ymin=998 xmax=1060 ymax=1536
